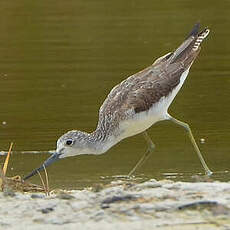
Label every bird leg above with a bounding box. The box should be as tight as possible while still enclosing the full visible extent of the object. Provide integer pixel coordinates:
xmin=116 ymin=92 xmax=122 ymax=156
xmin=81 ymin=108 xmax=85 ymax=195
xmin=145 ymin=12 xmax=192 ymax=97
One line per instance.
xmin=168 ymin=115 xmax=213 ymax=176
xmin=128 ymin=131 xmax=155 ymax=177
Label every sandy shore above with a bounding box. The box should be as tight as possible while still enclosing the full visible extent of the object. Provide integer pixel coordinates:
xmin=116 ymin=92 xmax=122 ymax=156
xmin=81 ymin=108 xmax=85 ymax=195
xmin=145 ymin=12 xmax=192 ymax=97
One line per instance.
xmin=1 ymin=179 xmax=230 ymax=230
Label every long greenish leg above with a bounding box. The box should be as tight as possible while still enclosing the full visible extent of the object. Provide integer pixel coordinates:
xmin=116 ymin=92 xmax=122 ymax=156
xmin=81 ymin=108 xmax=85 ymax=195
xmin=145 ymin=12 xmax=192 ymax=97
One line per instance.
xmin=168 ymin=115 xmax=212 ymax=176
xmin=128 ymin=131 xmax=155 ymax=177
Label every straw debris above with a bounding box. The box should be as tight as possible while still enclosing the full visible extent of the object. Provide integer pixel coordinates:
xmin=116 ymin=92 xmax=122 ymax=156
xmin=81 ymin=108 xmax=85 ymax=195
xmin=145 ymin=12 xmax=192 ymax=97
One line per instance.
xmin=1 ymin=143 xmax=46 ymax=193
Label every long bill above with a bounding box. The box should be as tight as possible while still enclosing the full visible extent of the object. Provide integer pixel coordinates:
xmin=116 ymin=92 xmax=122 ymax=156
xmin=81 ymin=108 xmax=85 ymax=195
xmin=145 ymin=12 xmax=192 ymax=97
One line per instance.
xmin=23 ymin=152 xmax=61 ymax=181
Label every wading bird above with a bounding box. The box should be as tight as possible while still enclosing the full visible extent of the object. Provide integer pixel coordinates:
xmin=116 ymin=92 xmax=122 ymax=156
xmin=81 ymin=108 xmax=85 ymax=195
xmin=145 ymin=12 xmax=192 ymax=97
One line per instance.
xmin=24 ymin=23 xmax=212 ymax=181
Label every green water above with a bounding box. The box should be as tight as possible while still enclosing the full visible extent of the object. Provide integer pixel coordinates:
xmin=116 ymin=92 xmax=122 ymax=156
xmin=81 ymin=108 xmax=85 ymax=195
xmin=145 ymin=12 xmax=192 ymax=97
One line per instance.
xmin=0 ymin=1 xmax=229 ymax=189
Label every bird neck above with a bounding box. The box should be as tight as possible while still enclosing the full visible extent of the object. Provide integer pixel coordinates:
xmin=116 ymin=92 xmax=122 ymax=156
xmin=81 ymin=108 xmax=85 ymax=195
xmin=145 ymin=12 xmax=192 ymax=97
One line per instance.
xmin=88 ymin=127 xmax=116 ymax=155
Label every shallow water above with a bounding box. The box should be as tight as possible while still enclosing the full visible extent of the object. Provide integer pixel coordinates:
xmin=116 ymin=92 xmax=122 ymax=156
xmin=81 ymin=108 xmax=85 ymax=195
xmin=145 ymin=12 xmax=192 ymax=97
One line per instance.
xmin=0 ymin=1 xmax=229 ymax=189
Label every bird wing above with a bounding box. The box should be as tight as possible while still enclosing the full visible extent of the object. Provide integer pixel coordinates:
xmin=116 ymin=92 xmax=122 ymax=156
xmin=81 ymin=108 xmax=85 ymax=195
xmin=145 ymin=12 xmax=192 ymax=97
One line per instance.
xmin=120 ymin=63 xmax=185 ymax=114
xmin=99 ymin=62 xmax=184 ymax=120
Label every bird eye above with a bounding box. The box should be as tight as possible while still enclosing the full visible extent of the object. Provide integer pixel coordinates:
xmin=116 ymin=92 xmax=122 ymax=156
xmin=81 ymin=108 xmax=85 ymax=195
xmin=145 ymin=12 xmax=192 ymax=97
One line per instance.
xmin=65 ymin=139 xmax=74 ymax=146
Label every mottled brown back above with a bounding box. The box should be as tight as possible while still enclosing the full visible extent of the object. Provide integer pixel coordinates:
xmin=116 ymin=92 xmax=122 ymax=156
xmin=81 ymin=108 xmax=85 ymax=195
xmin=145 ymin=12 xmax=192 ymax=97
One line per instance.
xmin=95 ymin=23 xmax=209 ymax=136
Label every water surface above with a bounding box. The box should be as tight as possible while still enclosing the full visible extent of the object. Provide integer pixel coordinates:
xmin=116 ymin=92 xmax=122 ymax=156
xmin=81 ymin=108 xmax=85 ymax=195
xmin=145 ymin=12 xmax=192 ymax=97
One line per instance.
xmin=0 ymin=0 xmax=229 ymax=189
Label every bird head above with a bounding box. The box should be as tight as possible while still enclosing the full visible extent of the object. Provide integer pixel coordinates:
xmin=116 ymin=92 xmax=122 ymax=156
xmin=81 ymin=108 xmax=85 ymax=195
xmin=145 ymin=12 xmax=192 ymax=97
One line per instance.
xmin=23 ymin=130 xmax=93 ymax=181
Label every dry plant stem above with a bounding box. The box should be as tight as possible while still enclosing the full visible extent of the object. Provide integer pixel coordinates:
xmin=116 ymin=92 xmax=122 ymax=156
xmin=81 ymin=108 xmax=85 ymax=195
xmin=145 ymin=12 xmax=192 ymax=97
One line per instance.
xmin=0 ymin=168 xmax=4 ymax=190
xmin=3 ymin=142 xmax=13 ymax=176
xmin=43 ymin=166 xmax=50 ymax=196
xmin=37 ymin=170 xmax=48 ymax=195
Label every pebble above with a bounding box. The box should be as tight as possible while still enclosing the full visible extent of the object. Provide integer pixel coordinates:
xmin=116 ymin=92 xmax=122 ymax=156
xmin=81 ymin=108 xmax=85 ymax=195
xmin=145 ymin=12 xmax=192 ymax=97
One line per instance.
xmin=56 ymin=193 xmax=75 ymax=200
xmin=3 ymin=190 xmax=16 ymax=197
xmin=40 ymin=207 xmax=54 ymax=214
xmin=70 ymin=201 xmax=89 ymax=211
xmin=31 ymin=193 xmax=46 ymax=199
xmin=102 ymin=194 xmax=138 ymax=204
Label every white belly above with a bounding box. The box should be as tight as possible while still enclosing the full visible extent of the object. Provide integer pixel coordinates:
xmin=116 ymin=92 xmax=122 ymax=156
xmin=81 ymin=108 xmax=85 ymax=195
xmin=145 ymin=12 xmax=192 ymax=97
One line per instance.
xmin=118 ymin=68 xmax=190 ymax=140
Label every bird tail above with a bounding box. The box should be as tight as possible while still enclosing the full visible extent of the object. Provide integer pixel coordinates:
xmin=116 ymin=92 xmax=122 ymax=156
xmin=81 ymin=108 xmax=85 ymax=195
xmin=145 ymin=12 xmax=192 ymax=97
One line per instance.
xmin=169 ymin=23 xmax=210 ymax=64
xmin=193 ymin=27 xmax=210 ymax=51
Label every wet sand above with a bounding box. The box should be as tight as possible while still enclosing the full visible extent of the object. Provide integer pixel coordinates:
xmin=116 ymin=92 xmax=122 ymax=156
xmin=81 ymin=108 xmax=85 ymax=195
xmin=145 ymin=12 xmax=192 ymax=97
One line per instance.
xmin=1 ymin=179 xmax=230 ymax=230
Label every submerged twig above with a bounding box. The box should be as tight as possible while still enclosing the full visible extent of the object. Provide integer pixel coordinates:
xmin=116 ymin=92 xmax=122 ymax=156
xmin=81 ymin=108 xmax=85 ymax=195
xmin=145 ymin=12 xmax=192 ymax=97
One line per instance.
xmin=37 ymin=166 xmax=50 ymax=196
xmin=37 ymin=170 xmax=48 ymax=195
xmin=43 ymin=165 xmax=50 ymax=196
xmin=6 ymin=176 xmax=45 ymax=192
xmin=2 ymin=142 xmax=13 ymax=176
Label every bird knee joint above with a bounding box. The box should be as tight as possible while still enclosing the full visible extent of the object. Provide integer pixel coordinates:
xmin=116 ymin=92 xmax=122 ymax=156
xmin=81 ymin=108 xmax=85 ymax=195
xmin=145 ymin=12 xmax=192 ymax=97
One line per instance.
xmin=184 ymin=123 xmax=190 ymax=131
xmin=150 ymin=143 xmax=155 ymax=150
